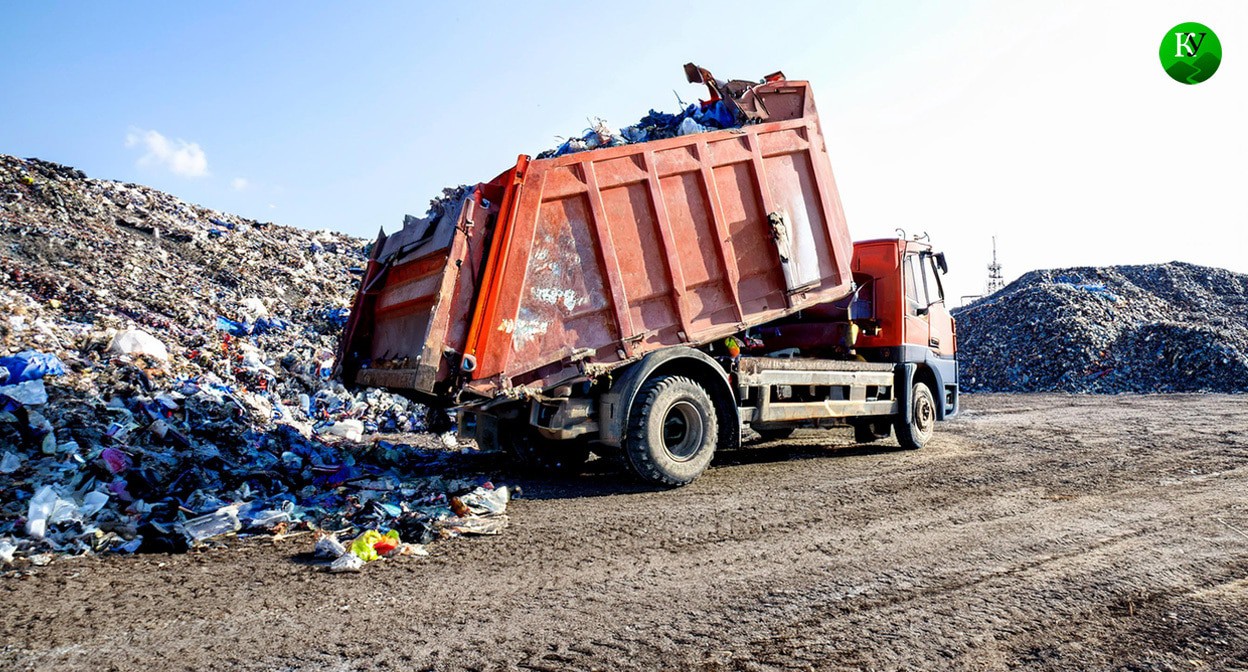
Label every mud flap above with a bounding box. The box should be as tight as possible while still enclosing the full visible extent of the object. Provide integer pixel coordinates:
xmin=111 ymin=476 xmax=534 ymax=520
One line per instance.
xmin=895 ymin=363 xmax=917 ymax=426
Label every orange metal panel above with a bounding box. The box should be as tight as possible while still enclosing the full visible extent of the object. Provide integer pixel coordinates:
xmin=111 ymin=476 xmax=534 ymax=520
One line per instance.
xmin=853 ymin=239 xmax=906 ymax=350
xmin=344 ymin=80 xmax=859 ymax=400
xmin=465 ymin=157 xmax=528 ymax=371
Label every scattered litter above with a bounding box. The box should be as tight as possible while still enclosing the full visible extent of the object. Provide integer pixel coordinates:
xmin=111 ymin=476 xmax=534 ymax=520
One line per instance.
xmin=182 ymin=504 xmax=243 ymax=544
xmin=329 ymin=553 xmax=364 ymax=573
xmin=323 ymin=418 xmax=365 ymax=442
xmin=0 ymin=378 xmax=49 ymax=405
xmin=0 ymin=351 xmax=65 ymax=384
xmin=0 ymin=154 xmax=511 ymax=569
xmin=108 ymin=329 xmax=170 ymax=362
xmin=0 ymin=452 xmax=22 ymax=473
xmin=314 ymin=534 xmax=346 ymax=559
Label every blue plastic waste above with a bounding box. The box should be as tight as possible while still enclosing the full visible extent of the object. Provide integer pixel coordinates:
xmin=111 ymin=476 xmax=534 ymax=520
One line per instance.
xmin=216 ymin=316 xmax=290 ymax=337
xmin=693 ymin=100 xmax=735 ymax=128
xmin=0 ymin=351 xmax=66 ymax=385
xmin=326 ymin=308 xmax=351 ymax=327
xmin=215 ymin=316 xmax=250 ymax=337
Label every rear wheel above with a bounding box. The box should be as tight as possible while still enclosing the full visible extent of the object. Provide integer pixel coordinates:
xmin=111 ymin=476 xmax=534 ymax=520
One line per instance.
xmin=894 ymin=382 xmax=936 ymax=450
xmin=625 ymin=375 xmax=718 ymax=486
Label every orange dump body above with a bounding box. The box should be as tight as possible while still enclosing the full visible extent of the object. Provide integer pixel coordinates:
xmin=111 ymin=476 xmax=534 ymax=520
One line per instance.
xmin=339 ymin=79 xmax=856 ymax=404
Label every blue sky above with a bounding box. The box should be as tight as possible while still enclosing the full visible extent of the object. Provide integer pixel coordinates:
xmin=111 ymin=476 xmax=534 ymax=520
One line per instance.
xmin=2 ymin=1 xmax=1245 ymax=303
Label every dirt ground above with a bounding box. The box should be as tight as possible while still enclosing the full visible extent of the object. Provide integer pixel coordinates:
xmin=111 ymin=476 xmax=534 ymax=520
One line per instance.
xmin=3 ymin=393 xmax=1247 ymax=671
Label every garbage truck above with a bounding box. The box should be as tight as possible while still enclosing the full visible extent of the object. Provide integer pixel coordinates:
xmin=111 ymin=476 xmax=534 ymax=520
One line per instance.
xmin=337 ymin=64 xmax=958 ymax=485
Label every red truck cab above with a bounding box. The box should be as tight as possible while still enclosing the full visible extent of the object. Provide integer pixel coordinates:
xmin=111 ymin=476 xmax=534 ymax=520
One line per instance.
xmin=852 ymin=238 xmax=959 ymax=419
xmin=753 ymin=237 xmax=959 ymax=420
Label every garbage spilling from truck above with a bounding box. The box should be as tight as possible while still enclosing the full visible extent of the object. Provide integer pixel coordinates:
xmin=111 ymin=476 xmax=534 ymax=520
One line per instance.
xmin=0 ymin=154 xmax=512 ymax=569
xmin=954 ymin=262 xmax=1248 ymax=393
xmin=534 ymin=63 xmax=780 ymax=158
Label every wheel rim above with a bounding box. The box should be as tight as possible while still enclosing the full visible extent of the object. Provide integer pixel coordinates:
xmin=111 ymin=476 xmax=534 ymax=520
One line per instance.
xmin=915 ymin=391 xmax=935 ymax=437
xmin=662 ymin=401 xmax=704 ymax=461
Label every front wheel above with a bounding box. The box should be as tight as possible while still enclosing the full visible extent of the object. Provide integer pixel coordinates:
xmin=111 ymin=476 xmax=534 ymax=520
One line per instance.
xmin=625 ymin=375 xmax=718 ymax=486
xmin=893 ymin=382 xmax=936 ymax=450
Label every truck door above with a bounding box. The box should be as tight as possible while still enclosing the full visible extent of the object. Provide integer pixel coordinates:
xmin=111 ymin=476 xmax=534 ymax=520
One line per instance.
xmin=902 ymin=250 xmax=955 ymax=358
xmin=921 ymin=253 xmax=955 ymax=357
xmin=901 ymin=252 xmax=930 ymax=356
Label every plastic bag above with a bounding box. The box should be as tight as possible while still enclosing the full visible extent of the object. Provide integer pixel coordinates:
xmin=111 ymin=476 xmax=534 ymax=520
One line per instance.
xmin=109 ymin=329 xmax=169 ymax=362
xmin=677 ymin=117 xmax=708 ymax=136
xmin=455 ymin=486 xmax=511 ymax=516
xmin=182 ymin=504 xmax=242 ymax=543
xmin=26 ymin=485 xmax=78 ymax=540
xmin=78 ymin=491 xmax=109 ymax=518
xmin=373 ymin=529 xmax=401 ymax=556
xmin=445 ymin=515 xmax=508 ymax=536
xmin=349 ymin=530 xmax=383 ymax=561
xmin=0 ymin=379 xmax=49 ymax=406
xmin=0 ymin=351 xmax=65 ymax=384
xmin=101 ymin=447 xmax=132 ymax=474
xmin=329 ymin=553 xmax=364 ymax=573
xmin=0 ymin=451 xmax=22 ymax=474
xmin=348 ymin=529 xmax=401 ymax=561
xmin=314 ymin=535 xmax=346 ymax=559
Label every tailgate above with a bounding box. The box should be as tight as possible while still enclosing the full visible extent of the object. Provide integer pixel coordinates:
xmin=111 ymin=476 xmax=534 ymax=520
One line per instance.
xmin=337 ymin=167 xmax=516 ymax=399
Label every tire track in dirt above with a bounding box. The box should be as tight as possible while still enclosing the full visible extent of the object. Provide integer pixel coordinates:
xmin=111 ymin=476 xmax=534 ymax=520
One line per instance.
xmin=3 ymin=394 xmax=1248 ymax=671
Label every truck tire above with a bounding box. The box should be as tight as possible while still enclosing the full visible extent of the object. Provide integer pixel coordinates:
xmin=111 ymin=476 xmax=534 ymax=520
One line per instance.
xmin=894 ymin=382 xmax=936 ymax=450
xmin=501 ymin=425 xmax=591 ymax=475
xmin=625 ymin=375 xmax=718 ymax=486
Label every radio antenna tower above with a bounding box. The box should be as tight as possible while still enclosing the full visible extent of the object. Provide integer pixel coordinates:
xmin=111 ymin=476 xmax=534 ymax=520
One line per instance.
xmin=986 ymin=236 xmax=1005 ymax=294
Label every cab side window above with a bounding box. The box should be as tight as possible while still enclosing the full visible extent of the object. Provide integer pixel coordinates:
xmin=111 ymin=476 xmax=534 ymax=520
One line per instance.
xmin=904 ymin=254 xmax=928 ymax=315
xmin=923 ymin=254 xmax=944 ymax=303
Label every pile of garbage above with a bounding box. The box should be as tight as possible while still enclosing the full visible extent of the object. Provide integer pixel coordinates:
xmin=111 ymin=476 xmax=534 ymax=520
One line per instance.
xmin=953 ymin=262 xmax=1248 ymax=393
xmin=535 ymin=63 xmax=770 ymax=159
xmin=536 ymin=100 xmax=742 ymax=159
xmin=0 ymin=155 xmax=508 ymax=568
xmin=313 ymin=483 xmax=512 ymax=573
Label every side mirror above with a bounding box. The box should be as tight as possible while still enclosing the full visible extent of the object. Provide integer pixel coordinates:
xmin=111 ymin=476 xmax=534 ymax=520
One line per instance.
xmin=935 ymin=252 xmax=948 ymax=274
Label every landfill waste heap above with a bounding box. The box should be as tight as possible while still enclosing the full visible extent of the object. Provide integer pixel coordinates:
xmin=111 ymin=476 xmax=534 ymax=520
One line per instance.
xmin=953 ymin=262 xmax=1248 ymax=393
xmin=0 ymin=154 xmax=514 ymax=571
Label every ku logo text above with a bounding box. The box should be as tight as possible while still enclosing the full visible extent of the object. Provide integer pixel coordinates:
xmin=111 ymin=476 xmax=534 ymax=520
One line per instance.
xmin=1174 ymin=31 xmax=1208 ymax=57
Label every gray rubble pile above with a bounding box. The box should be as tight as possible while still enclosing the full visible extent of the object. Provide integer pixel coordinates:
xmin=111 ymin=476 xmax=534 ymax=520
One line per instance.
xmin=953 ymin=262 xmax=1248 ymax=393
xmin=0 ymin=155 xmax=508 ymax=568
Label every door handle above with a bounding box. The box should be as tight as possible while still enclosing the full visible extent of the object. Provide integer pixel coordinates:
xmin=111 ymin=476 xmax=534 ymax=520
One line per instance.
xmin=929 ymin=337 xmax=940 ymax=348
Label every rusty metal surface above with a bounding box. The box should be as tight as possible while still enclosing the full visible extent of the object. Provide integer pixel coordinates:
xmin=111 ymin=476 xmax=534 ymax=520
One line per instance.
xmin=344 ymin=79 xmax=859 ymax=402
xmin=471 ymin=80 xmax=854 ymax=395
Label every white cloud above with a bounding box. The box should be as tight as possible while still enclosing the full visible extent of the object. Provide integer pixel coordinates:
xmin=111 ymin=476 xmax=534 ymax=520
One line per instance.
xmin=124 ymin=128 xmax=209 ymax=178
xmin=231 ymin=177 xmax=250 ymax=191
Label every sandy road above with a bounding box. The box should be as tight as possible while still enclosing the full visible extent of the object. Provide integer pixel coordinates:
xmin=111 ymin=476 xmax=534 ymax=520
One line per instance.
xmin=3 ymin=394 xmax=1247 ymax=671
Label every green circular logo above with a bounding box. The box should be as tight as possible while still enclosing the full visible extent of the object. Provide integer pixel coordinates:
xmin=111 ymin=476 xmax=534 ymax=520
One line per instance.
xmin=1160 ymin=22 xmax=1221 ymax=84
